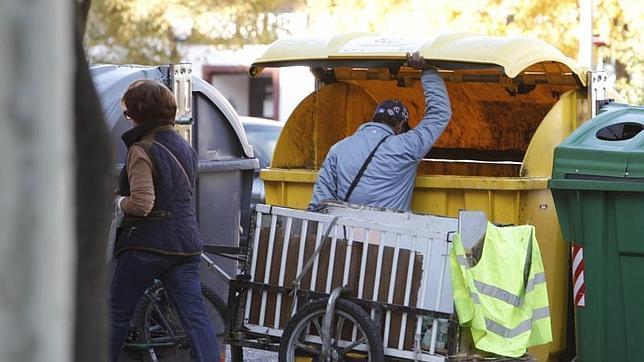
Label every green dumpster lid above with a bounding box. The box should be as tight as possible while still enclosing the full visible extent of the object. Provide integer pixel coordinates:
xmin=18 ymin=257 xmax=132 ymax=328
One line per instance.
xmin=551 ymin=104 xmax=644 ymax=190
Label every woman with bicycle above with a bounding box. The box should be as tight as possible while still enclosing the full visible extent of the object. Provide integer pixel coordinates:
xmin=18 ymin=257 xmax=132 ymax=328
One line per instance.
xmin=110 ymin=79 xmax=218 ymax=362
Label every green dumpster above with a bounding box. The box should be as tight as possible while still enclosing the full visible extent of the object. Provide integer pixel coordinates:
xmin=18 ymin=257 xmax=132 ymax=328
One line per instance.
xmin=550 ymin=103 xmax=644 ymax=362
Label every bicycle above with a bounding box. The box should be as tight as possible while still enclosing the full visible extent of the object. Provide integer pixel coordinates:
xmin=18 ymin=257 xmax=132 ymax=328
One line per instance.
xmin=122 ymin=245 xmax=246 ymax=362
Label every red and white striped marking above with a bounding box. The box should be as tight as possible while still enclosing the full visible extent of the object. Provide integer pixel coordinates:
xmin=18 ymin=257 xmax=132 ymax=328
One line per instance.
xmin=572 ymin=245 xmax=586 ymax=307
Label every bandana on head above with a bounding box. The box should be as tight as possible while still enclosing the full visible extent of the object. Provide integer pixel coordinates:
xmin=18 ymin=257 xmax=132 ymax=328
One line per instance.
xmin=373 ymin=100 xmax=409 ymax=123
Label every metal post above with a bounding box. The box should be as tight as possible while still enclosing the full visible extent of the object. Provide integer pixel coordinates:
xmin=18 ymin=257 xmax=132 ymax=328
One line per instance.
xmin=578 ymin=0 xmax=593 ymax=69
xmin=169 ymin=64 xmax=194 ymax=144
xmin=588 ymin=70 xmax=608 ymax=118
xmin=321 ymin=287 xmax=348 ymax=361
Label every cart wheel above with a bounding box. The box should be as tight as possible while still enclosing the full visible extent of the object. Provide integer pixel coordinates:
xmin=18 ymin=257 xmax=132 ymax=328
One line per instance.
xmin=279 ymin=299 xmax=384 ymax=361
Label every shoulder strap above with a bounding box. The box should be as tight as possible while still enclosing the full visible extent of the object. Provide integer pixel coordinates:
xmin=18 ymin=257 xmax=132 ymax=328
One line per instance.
xmin=343 ymin=135 xmax=390 ymax=202
xmin=134 ymin=139 xmax=157 ymax=178
xmin=152 ymin=141 xmax=194 ymax=192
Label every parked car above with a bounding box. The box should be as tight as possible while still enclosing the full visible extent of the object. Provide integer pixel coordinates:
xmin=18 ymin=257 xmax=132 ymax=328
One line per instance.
xmin=240 ymin=116 xmax=283 ymax=207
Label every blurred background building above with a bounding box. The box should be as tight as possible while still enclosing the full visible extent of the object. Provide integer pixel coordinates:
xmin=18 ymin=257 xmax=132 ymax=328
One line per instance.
xmin=85 ymin=0 xmax=643 ymax=112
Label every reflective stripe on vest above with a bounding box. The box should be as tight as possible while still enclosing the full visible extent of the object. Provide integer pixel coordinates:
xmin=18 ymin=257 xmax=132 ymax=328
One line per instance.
xmin=485 ymin=305 xmax=550 ymax=338
xmin=455 ymin=252 xmax=547 ymax=307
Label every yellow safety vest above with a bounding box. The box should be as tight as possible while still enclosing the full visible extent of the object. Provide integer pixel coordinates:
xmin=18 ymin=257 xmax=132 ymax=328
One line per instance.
xmin=450 ymin=222 xmax=552 ymax=357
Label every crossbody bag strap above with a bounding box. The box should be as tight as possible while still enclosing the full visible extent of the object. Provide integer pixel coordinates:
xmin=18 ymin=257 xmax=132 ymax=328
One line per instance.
xmin=343 ymin=135 xmax=391 ymax=202
xmin=153 ymin=141 xmax=193 ymax=192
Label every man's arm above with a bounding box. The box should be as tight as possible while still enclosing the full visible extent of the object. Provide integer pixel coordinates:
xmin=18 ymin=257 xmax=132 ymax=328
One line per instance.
xmin=308 ymin=148 xmax=339 ymax=211
xmin=397 ymin=54 xmax=452 ymax=159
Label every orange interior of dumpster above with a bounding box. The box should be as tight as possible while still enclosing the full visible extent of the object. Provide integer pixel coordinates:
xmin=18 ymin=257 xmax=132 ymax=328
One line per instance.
xmin=271 ymin=66 xmax=579 ymax=177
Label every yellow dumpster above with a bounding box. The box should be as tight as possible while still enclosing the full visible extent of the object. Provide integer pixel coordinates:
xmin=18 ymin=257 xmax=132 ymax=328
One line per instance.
xmin=250 ymin=33 xmax=604 ymax=361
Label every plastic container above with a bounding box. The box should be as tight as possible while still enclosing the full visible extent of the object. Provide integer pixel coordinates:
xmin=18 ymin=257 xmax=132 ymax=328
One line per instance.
xmin=250 ymin=33 xmax=596 ymax=360
xmin=551 ymin=104 xmax=644 ymax=362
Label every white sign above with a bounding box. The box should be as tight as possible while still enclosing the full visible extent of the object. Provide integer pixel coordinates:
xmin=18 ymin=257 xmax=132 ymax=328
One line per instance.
xmin=338 ymin=36 xmax=422 ymax=54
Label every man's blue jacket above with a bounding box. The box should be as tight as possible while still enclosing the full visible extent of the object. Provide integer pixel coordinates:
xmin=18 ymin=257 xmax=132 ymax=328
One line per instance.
xmin=309 ymin=69 xmax=452 ymax=211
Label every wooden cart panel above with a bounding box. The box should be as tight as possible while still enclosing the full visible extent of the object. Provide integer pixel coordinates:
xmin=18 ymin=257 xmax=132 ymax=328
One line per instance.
xmin=244 ymin=204 xmax=459 ymax=361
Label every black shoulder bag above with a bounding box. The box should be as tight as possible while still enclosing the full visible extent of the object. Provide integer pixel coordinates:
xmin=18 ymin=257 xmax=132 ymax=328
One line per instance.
xmin=343 ymin=135 xmax=391 ymax=202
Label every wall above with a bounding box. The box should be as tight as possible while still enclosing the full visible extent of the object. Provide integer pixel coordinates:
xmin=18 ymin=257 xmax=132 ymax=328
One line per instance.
xmin=0 ymin=0 xmax=74 ymax=361
xmin=183 ymin=44 xmax=315 ymax=123
xmin=211 ymin=73 xmax=250 ymax=116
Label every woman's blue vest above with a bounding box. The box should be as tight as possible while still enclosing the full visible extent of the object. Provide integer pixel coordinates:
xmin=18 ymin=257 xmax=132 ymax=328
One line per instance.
xmin=117 ymin=123 xmax=202 ymax=256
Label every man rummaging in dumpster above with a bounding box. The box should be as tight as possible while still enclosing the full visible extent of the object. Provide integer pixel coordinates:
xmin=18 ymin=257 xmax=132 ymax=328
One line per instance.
xmin=308 ymin=51 xmax=452 ymax=211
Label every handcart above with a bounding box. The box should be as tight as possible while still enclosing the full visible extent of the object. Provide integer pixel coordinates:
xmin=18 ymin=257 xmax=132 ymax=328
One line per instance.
xmin=226 ymin=202 xmax=488 ymax=361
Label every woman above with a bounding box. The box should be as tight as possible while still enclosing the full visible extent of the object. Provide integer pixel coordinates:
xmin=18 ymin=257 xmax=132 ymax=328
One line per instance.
xmin=110 ymin=79 xmax=218 ymax=361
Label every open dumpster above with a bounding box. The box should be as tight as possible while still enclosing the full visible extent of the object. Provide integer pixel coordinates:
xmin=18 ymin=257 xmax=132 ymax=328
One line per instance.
xmin=249 ymin=33 xmax=608 ymax=360
xmin=551 ymin=103 xmax=644 ymax=362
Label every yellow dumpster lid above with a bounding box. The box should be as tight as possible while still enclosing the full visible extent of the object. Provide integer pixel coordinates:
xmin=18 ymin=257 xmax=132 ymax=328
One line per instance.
xmin=250 ymin=33 xmax=586 ymax=86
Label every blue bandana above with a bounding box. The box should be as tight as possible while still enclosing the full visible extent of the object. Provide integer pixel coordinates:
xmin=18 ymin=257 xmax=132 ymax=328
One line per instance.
xmin=373 ymin=100 xmax=409 ymax=123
